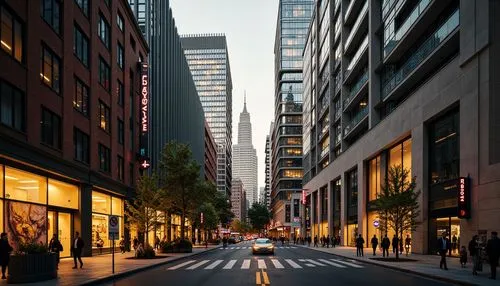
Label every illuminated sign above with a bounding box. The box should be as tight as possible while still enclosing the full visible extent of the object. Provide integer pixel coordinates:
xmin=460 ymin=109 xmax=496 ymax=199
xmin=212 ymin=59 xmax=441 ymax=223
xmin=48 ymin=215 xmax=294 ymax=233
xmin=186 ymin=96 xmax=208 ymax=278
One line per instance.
xmin=301 ymin=189 xmax=307 ymax=205
xmin=138 ymin=62 xmax=150 ymax=169
xmin=373 ymin=220 xmax=380 ymax=228
xmin=139 ymin=159 xmax=150 ymax=170
xmin=457 ymin=177 xmax=471 ymax=219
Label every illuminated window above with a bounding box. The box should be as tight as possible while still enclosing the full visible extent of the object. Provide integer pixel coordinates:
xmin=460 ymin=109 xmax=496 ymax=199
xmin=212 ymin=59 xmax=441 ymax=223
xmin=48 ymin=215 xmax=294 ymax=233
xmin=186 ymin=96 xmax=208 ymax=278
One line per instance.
xmin=40 ymin=46 xmax=61 ymax=93
xmin=48 ymin=179 xmax=78 ymax=209
xmin=92 ymin=191 xmax=111 ymax=214
xmin=1 ymin=6 xmax=23 ymax=62
xmin=4 ymin=167 xmax=47 ymax=204
xmin=73 ymin=77 xmax=89 ymax=116
xmin=368 ymin=156 xmax=381 ymax=201
xmin=98 ymin=101 xmax=110 ymax=132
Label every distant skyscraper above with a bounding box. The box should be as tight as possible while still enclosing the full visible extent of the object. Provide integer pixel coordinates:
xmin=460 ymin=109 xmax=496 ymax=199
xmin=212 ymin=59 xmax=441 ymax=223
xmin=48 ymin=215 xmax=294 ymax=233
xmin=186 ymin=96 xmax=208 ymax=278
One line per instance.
xmin=264 ymin=122 xmax=273 ymax=210
xmin=181 ymin=35 xmax=233 ymax=196
xmin=231 ymin=179 xmax=246 ymax=222
xmin=233 ymin=97 xmax=258 ymax=207
xmin=271 ymin=0 xmax=314 ymax=236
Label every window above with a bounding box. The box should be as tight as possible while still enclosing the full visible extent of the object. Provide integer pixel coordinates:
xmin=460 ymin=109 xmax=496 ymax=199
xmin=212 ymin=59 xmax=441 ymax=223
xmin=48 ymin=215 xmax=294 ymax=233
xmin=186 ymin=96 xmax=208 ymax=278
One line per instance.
xmin=98 ymin=101 xmax=110 ymax=132
xmin=41 ymin=107 xmax=61 ymax=149
xmin=368 ymin=156 xmax=381 ymax=201
xmin=389 ymin=138 xmax=412 ymax=179
xmin=104 ymin=0 xmax=110 ymax=7
xmin=98 ymin=14 xmax=110 ymax=49
xmin=5 ymin=167 xmax=47 ymax=204
xmin=0 ymin=81 xmax=25 ymax=131
xmin=73 ymin=25 xmax=89 ymax=67
xmin=117 ymin=12 xmax=124 ymax=32
xmin=117 ymin=80 xmax=124 ymax=106
xmin=48 ymin=179 xmax=79 ymax=209
xmin=118 ymin=118 xmax=124 ymax=145
xmin=429 ymin=111 xmax=459 ymax=185
xmin=73 ymin=77 xmax=89 ymax=116
xmin=130 ymin=35 xmax=136 ymax=51
xmin=74 ymin=0 xmax=89 ymax=17
xmin=117 ymin=156 xmax=124 ymax=181
xmin=40 ymin=46 xmax=61 ymax=93
xmin=98 ymin=144 xmax=111 ymax=173
xmin=41 ymin=0 xmax=61 ymax=34
xmin=117 ymin=42 xmax=124 ymax=69
xmin=74 ymin=127 xmax=89 ymax=164
xmin=1 ymin=6 xmax=23 ymax=62
xmin=98 ymin=56 xmax=110 ymax=91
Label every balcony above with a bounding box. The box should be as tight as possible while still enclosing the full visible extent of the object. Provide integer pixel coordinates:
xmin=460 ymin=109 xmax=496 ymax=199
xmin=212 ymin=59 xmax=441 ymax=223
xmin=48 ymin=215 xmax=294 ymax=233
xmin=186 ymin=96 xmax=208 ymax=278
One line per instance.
xmin=382 ymin=9 xmax=459 ymax=102
xmin=344 ymin=36 xmax=368 ymax=84
xmin=343 ymin=107 xmax=368 ymax=139
xmin=333 ymin=108 xmax=342 ymax=123
xmin=384 ymin=0 xmax=454 ymax=64
xmin=344 ymin=0 xmax=366 ymax=26
xmin=334 ymin=133 xmax=342 ymax=146
xmin=344 ymin=1 xmax=369 ymax=55
xmin=343 ymin=69 xmax=368 ymax=111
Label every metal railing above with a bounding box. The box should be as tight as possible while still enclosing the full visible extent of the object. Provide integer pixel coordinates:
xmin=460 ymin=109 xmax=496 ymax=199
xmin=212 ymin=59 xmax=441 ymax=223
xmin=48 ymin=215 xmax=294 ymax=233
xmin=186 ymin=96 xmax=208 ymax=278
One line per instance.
xmin=343 ymin=107 xmax=368 ymax=136
xmin=346 ymin=35 xmax=369 ymax=76
xmin=345 ymin=1 xmax=369 ymax=50
xmin=343 ymin=69 xmax=368 ymax=110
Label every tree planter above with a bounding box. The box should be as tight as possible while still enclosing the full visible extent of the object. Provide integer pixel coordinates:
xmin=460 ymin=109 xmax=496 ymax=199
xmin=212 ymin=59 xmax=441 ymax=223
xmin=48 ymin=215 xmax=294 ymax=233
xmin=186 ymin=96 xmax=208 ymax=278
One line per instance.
xmin=7 ymin=253 xmax=57 ymax=284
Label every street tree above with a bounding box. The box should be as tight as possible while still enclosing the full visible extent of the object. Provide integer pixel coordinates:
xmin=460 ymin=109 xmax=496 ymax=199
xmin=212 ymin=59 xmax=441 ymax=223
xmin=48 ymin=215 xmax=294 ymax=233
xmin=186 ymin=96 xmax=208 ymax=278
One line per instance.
xmin=230 ymin=219 xmax=251 ymax=234
xmin=192 ymin=202 xmax=219 ymax=241
xmin=125 ymin=173 xmax=166 ymax=245
xmin=213 ymin=191 xmax=234 ymax=228
xmin=159 ymin=142 xmax=213 ymax=240
xmin=247 ymin=202 xmax=271 ymax=233
xmin=375 ymin=165 xmax=421 ymax=260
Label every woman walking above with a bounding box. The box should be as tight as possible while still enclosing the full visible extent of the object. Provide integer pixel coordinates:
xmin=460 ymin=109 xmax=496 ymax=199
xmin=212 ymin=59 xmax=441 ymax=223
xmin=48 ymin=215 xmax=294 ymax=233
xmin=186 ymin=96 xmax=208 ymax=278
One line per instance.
xmin=0 ymin=233 xmax=13 ymax=279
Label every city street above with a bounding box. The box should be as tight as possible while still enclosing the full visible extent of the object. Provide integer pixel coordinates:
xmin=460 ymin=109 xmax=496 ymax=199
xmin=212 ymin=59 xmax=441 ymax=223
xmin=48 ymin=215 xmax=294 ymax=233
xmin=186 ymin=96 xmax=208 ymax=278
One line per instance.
xmin=101 ymin=241 xmax=453 ymax=286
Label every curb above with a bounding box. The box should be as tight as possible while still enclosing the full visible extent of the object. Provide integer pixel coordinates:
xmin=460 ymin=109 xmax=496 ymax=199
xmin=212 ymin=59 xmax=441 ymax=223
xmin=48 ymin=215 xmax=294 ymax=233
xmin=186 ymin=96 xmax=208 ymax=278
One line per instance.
xmin=296 ymin=246 xmax=479 ymax=286
xmin=79 ymin=246 xmax=220 ymax=286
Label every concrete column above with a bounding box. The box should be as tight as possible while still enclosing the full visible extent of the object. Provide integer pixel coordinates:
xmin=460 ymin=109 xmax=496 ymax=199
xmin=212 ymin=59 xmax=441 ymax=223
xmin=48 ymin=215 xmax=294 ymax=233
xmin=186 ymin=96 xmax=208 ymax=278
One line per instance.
xmin=412 ymin=125 xmax=427 ymax=254
xmin=368 ymin=0 xmax=382 ymax=127
xmin=327 ymin=181 xmax=334 ymax=237
xmin=357 ymin=162 xmax=367 ymax=246
xmin=340 ymin=172 xmax=347 ymax=246
xmin=317 ymin=189 xmax=322 ymax=237
xmin=78 ymin=183 xmax=93 ymax=257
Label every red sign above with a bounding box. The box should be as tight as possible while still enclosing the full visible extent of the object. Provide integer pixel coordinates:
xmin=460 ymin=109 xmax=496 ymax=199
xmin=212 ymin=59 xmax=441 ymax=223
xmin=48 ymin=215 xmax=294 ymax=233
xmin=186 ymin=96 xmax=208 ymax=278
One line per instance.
xmin=457 ymin=177 xmax=471 ymax=219
xmin=301 ymin=189 xmax=307 ymax=205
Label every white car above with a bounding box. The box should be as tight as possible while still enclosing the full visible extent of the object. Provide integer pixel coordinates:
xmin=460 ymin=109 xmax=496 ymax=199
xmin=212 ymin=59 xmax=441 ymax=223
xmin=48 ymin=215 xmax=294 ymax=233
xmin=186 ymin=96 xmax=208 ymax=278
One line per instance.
xmin=252 ymin=238 xmax=274 ymax=255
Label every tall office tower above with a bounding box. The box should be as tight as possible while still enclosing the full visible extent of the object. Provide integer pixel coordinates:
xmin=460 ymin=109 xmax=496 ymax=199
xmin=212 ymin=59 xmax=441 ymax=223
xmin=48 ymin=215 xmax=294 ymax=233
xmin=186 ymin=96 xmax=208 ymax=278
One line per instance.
xmin=181 ymin=35 xmax=233 ymax=196
xmin=264 ymin=122 xmax=274 ymax=210
xmin=232 ymin=98 xmax=259 ymax=207
xmin=128 ymin=0 xmax=205 ymax=171
xmin=271 ymin=0 xmax=314 ymax=238
xmin=231 ymin=179 xmax=246 ymax=222
xmin=302 ymin=0 xmax=500 ymax=255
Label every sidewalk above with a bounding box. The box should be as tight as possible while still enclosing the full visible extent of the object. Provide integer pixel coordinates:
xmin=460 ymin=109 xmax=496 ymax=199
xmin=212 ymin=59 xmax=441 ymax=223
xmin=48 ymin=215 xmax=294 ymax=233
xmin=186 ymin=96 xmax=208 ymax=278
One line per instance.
xmin=0 ymin=245 xmax=219 ymax=286
xmin=297 ymin=245 xmax=498 ymax=286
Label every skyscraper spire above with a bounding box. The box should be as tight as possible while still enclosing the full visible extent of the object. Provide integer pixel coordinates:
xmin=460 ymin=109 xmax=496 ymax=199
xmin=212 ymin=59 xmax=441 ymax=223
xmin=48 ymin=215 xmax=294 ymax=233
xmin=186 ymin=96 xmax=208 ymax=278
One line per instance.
xmin=243 ymin=90 xmax=247 ymax=113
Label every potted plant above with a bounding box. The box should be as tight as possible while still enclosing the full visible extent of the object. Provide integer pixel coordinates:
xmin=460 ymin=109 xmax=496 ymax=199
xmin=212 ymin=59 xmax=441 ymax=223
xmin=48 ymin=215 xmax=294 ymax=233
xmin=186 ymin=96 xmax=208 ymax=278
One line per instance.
xmin=8 ymin=241 xmax=57 ymax=284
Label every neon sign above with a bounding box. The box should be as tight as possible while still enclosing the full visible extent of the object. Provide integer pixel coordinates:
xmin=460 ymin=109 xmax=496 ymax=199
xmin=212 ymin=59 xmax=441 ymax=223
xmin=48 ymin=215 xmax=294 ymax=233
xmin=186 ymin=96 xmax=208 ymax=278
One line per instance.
xmin=457 ymin=177 xmax=471 ymax=219
xmin=138 ymin=62 xmax=150 ymax=169
xmin=301 ymin=189 xmax=307 ymax=205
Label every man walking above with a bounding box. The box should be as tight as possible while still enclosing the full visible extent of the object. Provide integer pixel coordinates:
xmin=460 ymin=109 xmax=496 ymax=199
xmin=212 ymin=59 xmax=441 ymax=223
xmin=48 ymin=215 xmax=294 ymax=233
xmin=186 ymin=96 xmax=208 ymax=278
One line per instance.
xmin=356 ymin=234 xmax=365 ymax=257
xmin=405 ymin=234 xmax=412 ymax=256
xmin=326 ymin=234 xmax=330 ymax=248
xmin=371 ymin=235 xmax=379 ymax=256
xmin=314 ymin=235 xmax=318 ymax=247
xmin=437 ymin=232 xmax=451 ymax=270
xmin=381 ymin=234 xmax=390 ymax=257
xmin=49 ymin=234 xmax=63 ymax=269
xmin=486 ymin=231 xmax=500 ymax=280
xmin=392 ymin=235 xmax=398 ymax=254
xmin=0 ymin=233 xmax=12 ymax=279
xmin=72 ymin=231 xmax=84 ymax=269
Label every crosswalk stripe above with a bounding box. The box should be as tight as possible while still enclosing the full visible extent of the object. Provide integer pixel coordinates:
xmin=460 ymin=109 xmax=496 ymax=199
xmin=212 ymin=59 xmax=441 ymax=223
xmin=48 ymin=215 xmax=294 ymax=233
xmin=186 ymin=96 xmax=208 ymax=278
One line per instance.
xmin=168 ymin=260 xmax=197 ymax=270
xmin=305 ymin=263 xmax=316 ymax=267
xmin=241 ymin=259 xmax=251 ymax=269
xmin=285 ymin=259 xmax=302 ymax=269
xmin=223 ymin=260 xmax=237 ymax=269
xmin=258 ymin=259 xmax=267 ymax=269
xmin=285 ymin=247 xmax=290 ymax=249
xmin=236 ymin=247 xmax=241 ymax=249
xmin=186 ymin=260 xmax=210 ymax=270
xmin=205 ymin=260 xmax=223 ymax=269
xmin=291 ymin=247 xmax=297 ymax=249
xmin=305 ymin=259 xmax=326 ymax=266
xmin=318 ymin=259 xmax=346 ymax=268
xmin=330 ymin=259 xmax=364 ymax=268
xmin=230 ymin=247 xmax=235 ymax=249
xmin=271 ymin=259 xmax=284 ymax=269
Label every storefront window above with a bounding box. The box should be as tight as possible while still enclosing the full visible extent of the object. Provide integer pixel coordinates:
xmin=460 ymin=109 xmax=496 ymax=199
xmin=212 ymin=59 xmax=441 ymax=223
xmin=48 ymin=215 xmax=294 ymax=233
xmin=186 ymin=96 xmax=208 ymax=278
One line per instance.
xmin=0 ymin=200 xmax=3 ymax=233
xmin=389 ymin=138 xmax=412 ymax=182
xmin=0 ymin=166 xmax=3 ymax=197
xmin=347 ymin=223 xmax=358 ymax=247
xmin=4 ymin=167 xmax=47 ymax=204
xmin=48 ymin=179 xmax=78 ymax=209
xmin=368 ymin=156 xmax=381 ymax=201
xmin=111 ymin=197 xmax=123 ymax=216
xmin=92 ymin=213 xmax=109 ymax=248
xmin=92 ymin=191 xmax=111 ymax=214
xmin=429 ymin=111 xmax=459 ymax=185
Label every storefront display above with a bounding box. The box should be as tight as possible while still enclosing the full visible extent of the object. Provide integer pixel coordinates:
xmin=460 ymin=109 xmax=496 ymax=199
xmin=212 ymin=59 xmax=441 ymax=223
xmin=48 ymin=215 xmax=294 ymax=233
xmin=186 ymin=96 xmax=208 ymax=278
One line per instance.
xmin=91 ymin=190 xmax=124 ymax=249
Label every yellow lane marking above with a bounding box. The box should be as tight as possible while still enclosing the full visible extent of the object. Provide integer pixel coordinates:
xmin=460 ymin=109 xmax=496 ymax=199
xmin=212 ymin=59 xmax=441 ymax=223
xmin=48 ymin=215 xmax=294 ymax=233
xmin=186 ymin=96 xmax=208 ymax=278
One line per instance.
xmin=262 ymin=270 xmax=270 ymax=285
xmin=256 ymin=271 xmax=261 ymax=285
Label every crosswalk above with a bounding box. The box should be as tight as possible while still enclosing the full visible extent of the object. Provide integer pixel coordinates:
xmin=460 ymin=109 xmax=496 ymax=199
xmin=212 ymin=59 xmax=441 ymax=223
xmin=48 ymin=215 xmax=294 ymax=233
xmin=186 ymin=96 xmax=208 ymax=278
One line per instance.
xmin=167 ymin=258 xmax=364 ymax=271
xmin=219 ymin=246 xmax=298 ymax=250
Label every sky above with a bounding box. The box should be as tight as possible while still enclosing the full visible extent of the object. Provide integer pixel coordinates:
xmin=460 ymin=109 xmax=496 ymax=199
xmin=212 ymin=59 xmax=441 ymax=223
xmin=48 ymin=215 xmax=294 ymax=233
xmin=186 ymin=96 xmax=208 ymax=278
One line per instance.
xmin=170 ymin=0 xmax=279 ymax=190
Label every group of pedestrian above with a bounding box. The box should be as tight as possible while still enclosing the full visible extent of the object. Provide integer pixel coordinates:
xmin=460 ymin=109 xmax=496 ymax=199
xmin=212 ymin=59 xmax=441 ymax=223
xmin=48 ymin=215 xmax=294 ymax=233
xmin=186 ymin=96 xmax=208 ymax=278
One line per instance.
xmin=366 ymin=234 xmax=411 ymax=257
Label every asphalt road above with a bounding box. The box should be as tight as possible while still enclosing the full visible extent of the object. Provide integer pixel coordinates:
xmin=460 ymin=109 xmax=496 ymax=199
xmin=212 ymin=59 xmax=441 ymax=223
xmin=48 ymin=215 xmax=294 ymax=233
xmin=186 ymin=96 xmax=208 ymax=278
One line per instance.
xmin=101 ymin=241 xmax=456 ymax=286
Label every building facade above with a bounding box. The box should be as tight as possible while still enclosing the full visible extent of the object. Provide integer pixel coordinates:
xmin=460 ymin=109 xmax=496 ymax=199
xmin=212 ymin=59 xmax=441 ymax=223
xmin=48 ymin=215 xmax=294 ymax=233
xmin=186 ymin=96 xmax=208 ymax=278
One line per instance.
xmin=231 ymin=179 xmax=246 ymax=222
xmin=302 ymin=0 xmax=500 ymax=255
xmin=181 ymin=35 xmax=233 ymax=197
xmin=128 ymin=0 xmax=205 ymax=171
xmin=205 ymin=122 xmax=217 ymax=184
xmin=264 ymin=122 xmax=274 ymax=210
xmin=0 ymin=0 xmax=148 ymax=256
xmin=271 ymin=0 xmax=314 ymax=238
xmin=233 ymin=99 xmax=258 ymax=207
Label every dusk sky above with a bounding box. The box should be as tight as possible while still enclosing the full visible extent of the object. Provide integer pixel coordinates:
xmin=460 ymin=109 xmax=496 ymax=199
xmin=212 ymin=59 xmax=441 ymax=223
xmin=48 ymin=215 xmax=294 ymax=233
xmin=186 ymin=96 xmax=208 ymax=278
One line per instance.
xmin=170 ymin=0 xmax=279 ymax=189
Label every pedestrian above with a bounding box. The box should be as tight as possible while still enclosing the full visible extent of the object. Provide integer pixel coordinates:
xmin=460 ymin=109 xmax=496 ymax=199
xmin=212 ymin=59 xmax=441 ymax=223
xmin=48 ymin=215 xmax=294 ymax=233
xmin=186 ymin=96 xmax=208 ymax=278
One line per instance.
xmin=191 ymin=236 xmax=196 ymax=246
xmin=119 ymin=236 xmax=126 ymax=254
xmin=356 ymin=234 xmax=365 ymax=257
xmin=469 ymin=235 xmax=480 ymax=276
xmin=381 ymin=234 xmax=390 ymax=257
xmin=222 ymin=236 xmax=228 ymax=248
xmin=405 ymin=235 xmax=411 ymax=256
xmin=49 ymin=234 xmax=63 ymax=269
xmin=437 ymin=232 xmax=451 ymax=270
xmin=0 ymin=233 xmax=13 ymax=279
xmin=452 ymin=235 xmax=458 ymax=254
xmin=155 ymin=236 xmax=160 ymax=249
xmin=399 ymin=238 xmax=403 ymax=255
xmin=307 ymin=236 xmax=311 ymax=247
xmin=486 ymin=231 xmax=500 ymax=280
xmin=326 ymin=235 xmax=330 ymax=248
xmin=72 ymin=231 xmax=84 ymax=269
xmin=371 ymin=235 xmax=378 ymax=256
xmin=392 ymin=235 xmax=398 ymax=254
xmin=331 ymin=235 xmax=336 ymax=248
xmin=133 ymin=236 xmax=139 ymax=252
xmin=459 ymin=246 xmax=468 ymax=268
xmin=314 ymin=236 xmax=318 ymax=247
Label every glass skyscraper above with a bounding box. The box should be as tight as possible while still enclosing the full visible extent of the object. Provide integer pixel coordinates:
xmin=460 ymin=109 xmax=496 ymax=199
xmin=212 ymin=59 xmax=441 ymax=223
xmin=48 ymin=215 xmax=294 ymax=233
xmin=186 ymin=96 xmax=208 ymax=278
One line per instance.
xmin=181 ymin=35 xmax=233 ymax=196
xmin=271 ymin=0 xmax=314 ymax=237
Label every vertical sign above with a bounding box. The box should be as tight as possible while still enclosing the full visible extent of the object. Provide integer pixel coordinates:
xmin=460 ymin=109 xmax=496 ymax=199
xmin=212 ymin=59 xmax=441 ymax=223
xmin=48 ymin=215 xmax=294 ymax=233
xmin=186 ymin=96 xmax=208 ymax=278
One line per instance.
xmin=301 ymin=189 xmax=307 ymax=205
xmin=139 ymin=62 xmax=150 ymax=169
xmin=457 ymin=177 xmax=471 ymax=219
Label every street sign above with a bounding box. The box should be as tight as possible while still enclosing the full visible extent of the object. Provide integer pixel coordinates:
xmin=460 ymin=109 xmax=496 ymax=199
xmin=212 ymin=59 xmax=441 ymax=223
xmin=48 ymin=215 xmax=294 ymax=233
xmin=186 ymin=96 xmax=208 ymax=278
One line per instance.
xmin=291 ymin=217 xmax=301 ymax=228
xmin=109 ymin=215 xmax=119 ymax=240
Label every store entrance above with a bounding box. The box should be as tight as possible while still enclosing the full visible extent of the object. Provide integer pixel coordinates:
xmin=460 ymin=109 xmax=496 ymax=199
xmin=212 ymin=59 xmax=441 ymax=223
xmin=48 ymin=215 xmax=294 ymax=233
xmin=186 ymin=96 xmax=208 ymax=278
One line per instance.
xmin=48 ymin=210 xmax=73 ymax=258
xmin=429 ymin=216 xmax=461 ymax=256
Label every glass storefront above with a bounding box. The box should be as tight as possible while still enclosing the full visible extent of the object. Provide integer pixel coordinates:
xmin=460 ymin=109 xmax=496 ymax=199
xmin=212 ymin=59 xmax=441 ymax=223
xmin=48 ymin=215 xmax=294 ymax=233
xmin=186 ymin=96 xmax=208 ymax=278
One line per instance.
xmin=430 ymin=216 xmax=461 ymax=256
xmin=91 ymin=191 xmax=124 ymax=249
